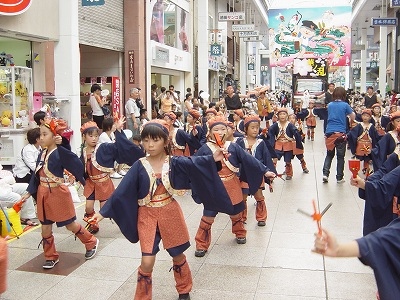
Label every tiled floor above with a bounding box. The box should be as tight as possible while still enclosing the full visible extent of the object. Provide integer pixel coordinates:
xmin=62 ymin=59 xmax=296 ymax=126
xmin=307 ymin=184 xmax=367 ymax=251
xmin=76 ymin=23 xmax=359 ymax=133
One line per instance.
xmin=4 ymin=120 xmax=377 ymax=300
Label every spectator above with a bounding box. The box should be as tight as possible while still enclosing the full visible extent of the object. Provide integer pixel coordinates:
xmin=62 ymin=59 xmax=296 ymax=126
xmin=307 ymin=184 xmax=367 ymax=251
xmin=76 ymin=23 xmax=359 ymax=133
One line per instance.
xmin=140 ymin=108 xmax=149 ymax=131
xmin=160 ymin=90 xmax=174 ymax=114
xmin=13 ymin=128 xmax=41 ymax=184
xmin=0 ymin=166 xmax=37 ymax=226
xmin=125 ymin=88 xmax=141 ymax=136
xmin=89 ymin=84 xmax=106 ymax=129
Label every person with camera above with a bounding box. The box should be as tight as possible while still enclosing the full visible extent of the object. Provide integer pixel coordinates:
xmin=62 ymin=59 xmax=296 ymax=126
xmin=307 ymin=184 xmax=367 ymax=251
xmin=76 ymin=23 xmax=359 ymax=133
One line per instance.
xmin=89 ymin=84 xmax=107 ymax=129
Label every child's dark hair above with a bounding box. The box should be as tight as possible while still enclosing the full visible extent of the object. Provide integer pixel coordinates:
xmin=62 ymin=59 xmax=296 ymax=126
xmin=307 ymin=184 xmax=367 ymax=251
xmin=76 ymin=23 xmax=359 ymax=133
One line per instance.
xmin=140 ymin=108 xmax=147 ymax=116
xmin=102 ymin=118 xmax=114 ymax=132
xmin=33 ymin=111 xmax=46 ymax=126
xmin=27 ymin=127 xmax=40 ymax=144
xmin=132 ymin=134 xmax=142 ymax=143
xmin=83 ymin=127 xmax=100 ymax=136
xmin=140 ymin=124 xmax=170 ymax=154
xmin=175 ymin=111 xmax=182 ymax=118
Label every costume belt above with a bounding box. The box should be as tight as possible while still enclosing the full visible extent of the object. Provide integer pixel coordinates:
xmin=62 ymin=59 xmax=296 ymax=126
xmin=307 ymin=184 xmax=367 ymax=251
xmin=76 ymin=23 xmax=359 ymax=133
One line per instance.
xmin=89 ymin=173 xmax=110 ymax=183
xmin=219 ymin=173 xmax=235 ymax=182
xmin=140 ymin=193 xmax=173 ymax=208
xmin=39 ymin=177 xmax=61 ymax=188
xmin=277 ymin=138 xmax=290 ymax=142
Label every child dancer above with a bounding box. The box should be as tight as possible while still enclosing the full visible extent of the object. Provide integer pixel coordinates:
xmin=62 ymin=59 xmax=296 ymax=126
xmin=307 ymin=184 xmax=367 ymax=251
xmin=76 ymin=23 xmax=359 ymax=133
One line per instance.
xmin=236 ymin=115 xmax=277 ymax=225
xmin=347 ymin=109 xmax=379 ymax=177
xmin=194 ymin=115 xmax=276 ymax=257
xmin=20 ymin=118 xmax=98 ymax=269
xmin=371 ymin=111 xmax=400 ymax=171
xmin=91 ymin=119 xmax=234 ymax=300
xmin=232 ymin=109 xmax=245 ymax=136
xmin=185 ymin=109 xmax=207 ymax=154
xmin=81 ymin=119 xmax=144 ymax=233
xmin=268 ymin=108 xmax=303 ymax=180
xmin=288 ymin=114 xmax=309 ymax=173
xmin=371 ymin=103 xmax=389 ymax=138
xmin=164 ymin=111 xmax=204 ymax=156
xmin=305 ymin=100 xmax=317 ymax=141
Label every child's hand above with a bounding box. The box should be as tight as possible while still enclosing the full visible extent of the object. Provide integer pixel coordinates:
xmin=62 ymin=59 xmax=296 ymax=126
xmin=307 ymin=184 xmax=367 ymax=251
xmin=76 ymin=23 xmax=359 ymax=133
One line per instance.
xmin=312 ymin=229 xmax=339 ymax=257
xmin=88 ymin=213 xmax=104 ymax=225
xmin=350 ymin=176 xmax=365 ymax=189
xmin=212 ymin=147 xmax=229 ymax=162
xmin=55 ymin=135 xmax=62 ymax=145
xmin=19 ymin=192 xmax=31 ymax=203
xmin=115 ymin=116 xmax=126 ymax=131
xmin=264 ymin=171 xmax=276 ymax=179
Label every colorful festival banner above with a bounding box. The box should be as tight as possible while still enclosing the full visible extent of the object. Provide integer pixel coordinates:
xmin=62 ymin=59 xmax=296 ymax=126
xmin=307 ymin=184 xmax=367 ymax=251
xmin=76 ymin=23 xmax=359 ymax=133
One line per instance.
xmin=268 ymin=6 xmax=351 ymax=67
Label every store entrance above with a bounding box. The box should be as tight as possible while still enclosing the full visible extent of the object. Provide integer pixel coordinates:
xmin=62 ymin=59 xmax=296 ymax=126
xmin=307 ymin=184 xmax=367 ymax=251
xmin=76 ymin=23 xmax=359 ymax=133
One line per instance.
xmin=151 ymin=73 xmax=175 ymax=91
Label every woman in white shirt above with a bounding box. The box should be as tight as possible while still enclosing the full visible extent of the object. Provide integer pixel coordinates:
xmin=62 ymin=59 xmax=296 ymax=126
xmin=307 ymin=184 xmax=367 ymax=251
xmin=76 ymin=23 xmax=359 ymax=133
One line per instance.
xmin=13 ymin=128 xmax=41 ymax=184
xmin=89 ymin=84 xmax=106 ymax=129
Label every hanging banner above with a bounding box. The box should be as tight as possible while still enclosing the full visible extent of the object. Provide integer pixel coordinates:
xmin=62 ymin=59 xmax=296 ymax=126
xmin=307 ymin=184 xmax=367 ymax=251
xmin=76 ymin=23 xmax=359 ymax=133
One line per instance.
xmin=112 ymin=77 xmax=121 ymax=117
xmin=268 ymin=6 xmax=351 ymax=67
xmin=128 ymin=50 xmax=134 ymax=84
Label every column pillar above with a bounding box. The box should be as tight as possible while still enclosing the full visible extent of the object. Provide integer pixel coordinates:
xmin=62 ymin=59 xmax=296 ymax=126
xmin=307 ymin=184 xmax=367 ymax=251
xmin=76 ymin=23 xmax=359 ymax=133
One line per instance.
xmin=378 ymin=2 xmax=388 ymax=95
xmin=360 ymin=28 xmax=367 ymax=92
xmin=124 ymin=0 xmax=146 ymax=100
xmin=239 ymin=38 xmax=247 ymax=91
xmin=54 ymin=0 xmax=80 ymax=152
xmin=197 ymin=0 xmax=209 ymax=94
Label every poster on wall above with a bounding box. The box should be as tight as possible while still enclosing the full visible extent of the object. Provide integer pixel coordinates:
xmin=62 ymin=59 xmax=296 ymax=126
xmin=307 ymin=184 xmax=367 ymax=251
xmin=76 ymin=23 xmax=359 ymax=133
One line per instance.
xmin=150 ymin=0 xmax=190 ymax=52
xmin=268 ymin=6 xmax=351 ymax=67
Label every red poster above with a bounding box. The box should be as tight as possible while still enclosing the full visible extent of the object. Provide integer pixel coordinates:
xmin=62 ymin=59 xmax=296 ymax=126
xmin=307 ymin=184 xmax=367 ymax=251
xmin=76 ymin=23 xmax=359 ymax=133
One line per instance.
xmin=112 ymin=77 xmax=121 ymax=117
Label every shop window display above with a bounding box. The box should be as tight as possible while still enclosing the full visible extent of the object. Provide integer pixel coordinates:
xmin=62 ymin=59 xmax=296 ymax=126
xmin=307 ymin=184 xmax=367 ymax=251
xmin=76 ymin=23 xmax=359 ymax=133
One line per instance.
xmin=0 ymin=66 xmax=32 ymax=129
xmin=150 ymin=0 xmax=189 ymax=52
xmin=0 ymin=66 xmax=33 ymax=165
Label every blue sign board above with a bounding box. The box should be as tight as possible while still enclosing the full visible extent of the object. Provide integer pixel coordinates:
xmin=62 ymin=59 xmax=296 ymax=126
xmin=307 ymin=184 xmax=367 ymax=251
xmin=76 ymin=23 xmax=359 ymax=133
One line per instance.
xmin=392 ymin=0 xmax=400 ymax=7
xmin=210 ymin=44 xmax=222 ymax=57
xmin=82 ymin=0 xmax=105 ymax=6
xmin=371 ymin=18 xmax=397 ymax=26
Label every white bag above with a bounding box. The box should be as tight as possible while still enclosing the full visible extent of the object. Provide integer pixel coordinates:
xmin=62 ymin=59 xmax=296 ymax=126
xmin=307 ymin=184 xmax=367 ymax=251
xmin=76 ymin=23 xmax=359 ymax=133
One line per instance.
xmin=68 ymin=184 xmax=81 ymax=203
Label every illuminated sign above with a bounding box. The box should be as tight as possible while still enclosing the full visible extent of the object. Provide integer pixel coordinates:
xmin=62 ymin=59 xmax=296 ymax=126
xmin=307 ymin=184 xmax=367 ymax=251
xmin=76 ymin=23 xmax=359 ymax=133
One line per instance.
xmin=0 ymin=0 xmax=32 ymax=16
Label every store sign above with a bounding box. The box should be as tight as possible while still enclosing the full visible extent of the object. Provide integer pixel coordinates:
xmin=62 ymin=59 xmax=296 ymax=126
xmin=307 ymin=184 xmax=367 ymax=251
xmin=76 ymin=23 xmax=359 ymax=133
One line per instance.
xmin=239 ymin=31 xmax=259 ymax=38
xmin=232 ymin=24 xmax=255 ymax=32
xmin=208 ymin=57 xmax=219 ymax=71
xmin=210 ymin=44 xmax=222 ymax=56
xmin=391 ymin=0 xmax=400 ymax=7
xmin=243 ymin=36 xmax=262 ymax=42
xmin=82 ymin=0 xmax=105 ymax=6
xmin=248 ymin=63 xmax=255 ymax=71
xmin=128 ymin=50 xmax=134 ymax=84
xmin=153 ymin=46 xmax=169 ymax=63
xmin=218 ymin=12 xmax=245 ymax=21
xmin=371 ymin=18 xmax=397 ymax=26
xmin=0 ymin=0 xmax=32 ymax=16
xmin=112 ymin=77 xmax=121 ymax=117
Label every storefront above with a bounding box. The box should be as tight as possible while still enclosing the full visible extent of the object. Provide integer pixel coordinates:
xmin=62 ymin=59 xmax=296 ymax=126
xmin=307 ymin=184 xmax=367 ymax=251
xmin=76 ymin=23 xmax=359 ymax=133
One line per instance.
xmin=146 ymin=0 xmax=193 ymax=113
xmin=0 ymin=0 xmax=59 ymax=164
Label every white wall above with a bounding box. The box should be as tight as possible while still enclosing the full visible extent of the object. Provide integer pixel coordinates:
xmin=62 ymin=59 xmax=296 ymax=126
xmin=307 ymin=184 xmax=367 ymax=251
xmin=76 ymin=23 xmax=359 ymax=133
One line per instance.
xmin=80 ymin=45 xmax=121 ymax=77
